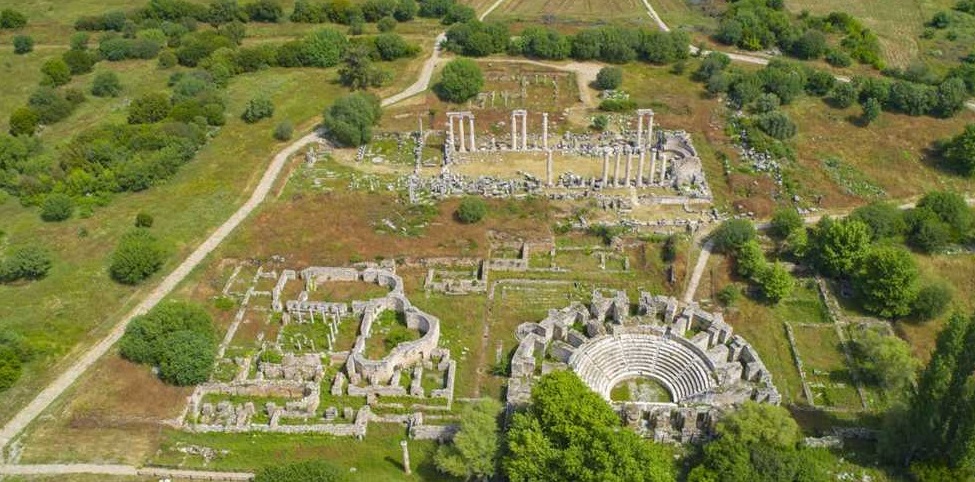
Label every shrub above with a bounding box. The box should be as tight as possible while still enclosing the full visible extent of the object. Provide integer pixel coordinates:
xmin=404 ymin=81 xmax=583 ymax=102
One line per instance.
xmin=591 ymin=114 xmax=608 ymax=131
xmin=12 ymin=34 xmax=33 ymax=54
xmin=0 ymin=9 xmax=27 ymax=29
xmin=273 ymin=120 xmax=293 ymax=140
xmin=135 ymin=212 xmax=154 ymax=228
xmin=62 ymin=49 xmax=97 ymax=75
xmin=0 ymin=245 xmax=52 ymax=282
xmin=109 ymin=229 xmax=165 ymax=284
xmin=241 ymin=96 xmax=274 ymax=123
xmin=8 ymin=107 xmax=39 ymax=136
xmin=120 ymin=302 xmax=216 ymax=385
xmin=825 ymin=49 xmax=852 ymax=67
xmin=828 ymin=82 xmax=858 ymax=108
xmin=711 ymin=218 xmax=756 ymax=253
xmin=40 ymin=194 xmax=73 ymax=222
xmin=435 ymin=58 xmax=483 ymax=103
xmin=91 ymin=71 xmax=122 ymax=97
xmin=377 ymin=16 xmax=396 ymax=32
xmin=40 ymin=58 xmax=72 ymax=87
xmin=769 ymin=207 xmax=803 ymax=239
xmin=717 ymin=284 xmax=741 ymax=307
xmin=753 ymin=93 xmax=781 ymax=114
xmin=158 ymin=50 xmax=178 ymax=68
xmin=757 ymin=262 xmax=794 ymax=303
xmin=373 ymin=33 xmax=419 ymax=61
xmin=594 ymin=66 xmax=623 ymax=90
xmin=157 ymin=330 xmax=217 ymax=385
xmin=756 ymin=111 xmax=797 ymax=140
xmin=912 ymin=283 xmax=952 ymax=322
xmin=245 ymin=0 xmax=284 ymax=22
xmin=128 ymin=92 xmax=172 ymax=124
xmin=455 ymin=196 xmax=487 ymax=224
xmin=254 ymin=461 xmax=346 ymax=482
xmin=598 ymin=98 xmax=637 ymax=112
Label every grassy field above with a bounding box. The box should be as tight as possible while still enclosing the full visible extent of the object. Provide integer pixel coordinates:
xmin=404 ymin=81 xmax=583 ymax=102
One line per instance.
xmin=488 ymin=0 xmax=654 ymax=27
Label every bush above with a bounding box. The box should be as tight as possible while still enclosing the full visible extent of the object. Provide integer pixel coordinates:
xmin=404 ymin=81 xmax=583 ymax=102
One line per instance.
xmin=591 ymin=114 xmax=608 ymax=131
xmin=41 ymin=58 xmax=72 ymax=87
xmin=598 ymin=98 xmax=636 ymax=112
xmin=157 ymin=330 xmax=217 ymax=385
xmin=245 ymin=0 xmax=284 ymax=22
xmin=135 ymin=212 xmax=154 ymax=228
xmin=128 ymin=92 xmax=172 ymax=124
xmin=12 ymin=35 xmax=33 ymax=54
xmin=109 ymin=229 xmax=165 ymax=285
xmin=8 ymin=107 xmax=39 ymax=136
xmin=62 ymin=49 xmax=97 ymax=75
xmin=91 ymin=71 xmax=122 ymax=97
xmin=455 ymin=196 xmax=487 ymax=224
xmin=854 ymin=245 xmax=919 ymax=318
xmin=241 ymin=96 xmax=274 ymax=123
xmin=158 ymin=50 xmax=177 ymax=68
xmin=825 ymin=49 xmax=852 ymax=67
xmin=756 ymin=111 xmax=797 ymax=140
xmin=757 ymin=262 xmax=794 ymax=303
xmin=912 ymin=283 xmax=952 ymax=321
xmin=29 ymin=87 xmax=74 ymax=124
xmin=273 ymin=120 xmax=293 ymax=140
xmin=711 ymin=218 xmax=756 ymax=253
xmin=769 ymin=207 xmax=803 ymax=239
xmin=828 ymin=82 xmax=858 ymax=108
xmin=40 ymin=194 xmax=73 ymax=222
xmin=717 ymin=284 xmax=741 ymax=307
xmin=594 ymin=66 xmax=623 ymax=90
xmin=322 ymin=92 xmax=382 ymax=146
xmin=377 ymin=16 xmax=396 ymax=32
xmin=0 ymin=9 xmax=27 ymax=29
xmin=120 ymin=302 xmax=216 ymax=385
xmin=254 ymin=461 xmax=346 ymax=482
xmin=0 ymin=245 xmax=52 ymax=282
xmin=435 ymin=58 xmax=483 ymax=103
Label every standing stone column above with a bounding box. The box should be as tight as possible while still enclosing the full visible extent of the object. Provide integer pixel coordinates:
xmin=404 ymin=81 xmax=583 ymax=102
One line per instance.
xmin=546 ymin=150 xmax=553 ymax=187
xmin=401 ymin=440 xmax=411 ymax=475
xmin=614 ymin=150 xmax=622 ymax=187
xmin=468 ymin=116 xmax=475 ymax=153
xmin=646 ymin=113 xmax=655 ymax=150
xmin=458 ymin=118 xmax=466 ymax=152
xmin=511 ymin=112 xmax=517 ymax=150
xmin=542 ymin=113 xmax=549 ymax=150
xmin=448 ymin=117 xmax=455 ymax=151
xmin=521 ymin=113 xmax=528 ymax=150
xmin=637 ymin=149 xmax=645 ymax=187
xmin=602 ymin=151 xmax=609 ymax=186
xmin=649 ymin=149 xmax=658 ymax=184
xmin=660 ymin=153 xmax=668 ymax=183
xmin=625 ymin=149 xmax=633 ymax=187
xmin=636 ymin=116 xmax=643 ymax=149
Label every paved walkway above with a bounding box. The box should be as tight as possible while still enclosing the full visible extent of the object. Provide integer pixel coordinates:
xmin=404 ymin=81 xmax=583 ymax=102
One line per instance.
xmin=682 ymin=240 xmax=713 ymax=304
xmin=0 ymin=464 xmax=254 ymax=480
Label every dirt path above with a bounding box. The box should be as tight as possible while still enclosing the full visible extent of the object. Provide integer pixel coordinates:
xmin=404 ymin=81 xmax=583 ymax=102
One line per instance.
xmin=682 ymin=240 xmax=713 ymax=304
xmin=0 ymin=31 xmax=449 ymax=457
xmin=0 ymin=464 xmax=254 ymax=480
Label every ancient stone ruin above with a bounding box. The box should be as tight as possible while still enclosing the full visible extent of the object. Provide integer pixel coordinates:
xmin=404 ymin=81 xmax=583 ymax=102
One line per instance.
xmin=506 ymin=291 xmax=780 ymax=443
xmin=179 ymin=263 xmax=456 ymax=440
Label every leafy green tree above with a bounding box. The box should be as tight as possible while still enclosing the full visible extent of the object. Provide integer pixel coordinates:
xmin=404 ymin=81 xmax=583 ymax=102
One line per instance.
xmin=254 ymin=461 xmax=346 ymax=482
xmin=299 ymin=27 xmax=349 ymax=67
xmin=62 ymin=49 xmax=97 ymax=75
xmin=828 ymin=81 xmax=858 ymax=108
xmin=942 ymin=124 xmax=975 ymax=176
xmin=849 ymin=201 xmax=907 ymax=240
xmin=0 ymin=9 xmax=27 ymax=29
xmin=595 ymin=66 xmax=623 ymax=90
xmin=109 ymin=228 xmax=165 ymax=284
xmin=855 ymin=245 xmax=919 ymax=318
xmin=503 ymin=371 xmax=675 ymax=482
xmin=322 ymin=92 xmax=382 ymax=146
xmin=373 ymin=33 xmax=418 ymax=61
xmin=40 ymin=193 xmax=73 ymax=222
xmin=207 ymin=0 xmax=248 ymax=25
xmin=394 ymin=0 xmax=418 ymax=21
xmin=377 ymin=16 xmax=396 ymax=32
xmin=156 ymin=330 xmax=216 ymax=385
xmin=435 ymin=58 xmax=484 ymax=103
xmin=916 ymin=190 xmax=972 ymax=239
xmin=443 ymin=4 xmax=475 ymax=24
xmin=120 ymin=301 xmax=215 ymax=364
xmin=861 ymin=97 xmax=882 ymax=124
xmin=0 ymin=245 xmax=52 ymax=282
xmin=8 ymin=107 xmax=38 ymax=136
xmin=241 ymin=96 xmax=274 ymax=123
xmin=245 ymin=0 xmax=284 ymax=22
xmin=757 ymin=262 xmax=793 ymax=303
xmin=912 ymin=283 xmax=953 ymax=322
xmin=769 ymin=207 xmax=802 ymax=240
xmin=12 ymin=34 xmax=33 ymax=54
xmin=734 ymin=239 xmax=766 ymax=279
xmin=91 ymin=71 xmax=122 ymax=97
xmin=40 ymin=58 xmax=72 ymax=87
xmin=128 ymin=92 xmax=171 ymax=124
xmin=790 ymin=30 xmax=826 ymax=59
xmin=711 ymin=218 xmax=756 ymax=254
xmin=809 ymin=217 xmax=871 ymax=278
xmin=435 ymin=398 xmax=501 ymax=480
xmin=28 ymin=87 xmax=74 ymax=124
xmin=851 ymin=328 xmax=919 ymax=393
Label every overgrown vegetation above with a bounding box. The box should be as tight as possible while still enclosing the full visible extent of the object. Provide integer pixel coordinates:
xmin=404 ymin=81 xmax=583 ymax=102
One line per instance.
xmin=119 ymin=301 xmax=217 ymax=386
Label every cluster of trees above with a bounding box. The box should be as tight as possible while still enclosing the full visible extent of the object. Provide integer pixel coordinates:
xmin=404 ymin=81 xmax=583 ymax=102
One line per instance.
xmin=712 ymin=218 xmax=795 ymax=303
xmin=849 ymin=326 xmax=918 ymax=394
xmin=0 ymin=245 xmax=52 ymax=283
xmin=434 ymin=398 xmax=501 ymax=479
xmin=502 ymin=371 xmax=675 ymax=481
xmin=687 ymin=402 xmax=834 ymax=481
xmin=76 ymin=0 xmax=287 ymax=30
xmin=0 ymin=333 xmax=32 ymax=393
xmin=715 ymin=0 xmax=883 ymax=68
xmin=0 ymin=9 xmax=27 ymax=29
xmin=882 ymin=311 xmax=975 ymax=478
xmin=444 ymin=22 xmax=690 ymax=67
xmin=322 ymin=92 xmax=382 ymax=146
xmin=119 ymin=301 xmax=217 ymax=385
xmin=109 ymin=228 xmax=166 ymax=285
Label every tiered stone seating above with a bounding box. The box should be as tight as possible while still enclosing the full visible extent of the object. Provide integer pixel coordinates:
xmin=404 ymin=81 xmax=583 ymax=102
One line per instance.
xmin=569 ymin=332 xmax=716 ymax=402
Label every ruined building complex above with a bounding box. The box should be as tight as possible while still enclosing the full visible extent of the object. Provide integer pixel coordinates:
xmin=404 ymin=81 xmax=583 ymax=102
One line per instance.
xmin=506 ymin=290 xmax=780 ymax=443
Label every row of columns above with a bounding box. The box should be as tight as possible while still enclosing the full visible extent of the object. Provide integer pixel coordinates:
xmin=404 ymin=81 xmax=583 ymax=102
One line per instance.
xmin=600 ymin=148 xmax=667 ymax=187
xmin=446 ymin=111 xmax=476 ymax=153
